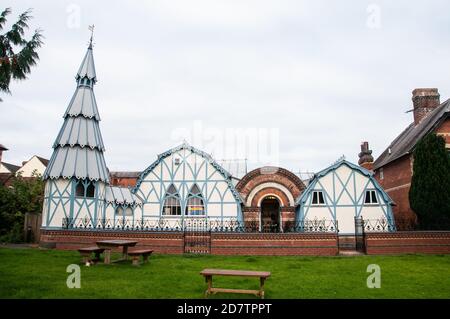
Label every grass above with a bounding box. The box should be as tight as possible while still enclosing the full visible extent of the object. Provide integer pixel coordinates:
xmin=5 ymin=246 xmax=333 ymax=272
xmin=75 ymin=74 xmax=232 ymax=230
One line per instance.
xmin=0 ymin=247 xmax=449 ymax=299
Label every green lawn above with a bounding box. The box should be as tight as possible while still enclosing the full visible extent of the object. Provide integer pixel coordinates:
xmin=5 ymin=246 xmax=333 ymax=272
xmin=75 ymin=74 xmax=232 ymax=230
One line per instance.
xmin=0 ymin=247 xmax=449 ymax=299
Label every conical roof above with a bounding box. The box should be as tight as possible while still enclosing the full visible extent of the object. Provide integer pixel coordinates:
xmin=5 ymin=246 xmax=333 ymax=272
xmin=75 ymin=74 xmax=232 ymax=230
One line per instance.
xmin=44 ymin=43 xmax=109 ymax=183
xmin=76 ymin=45 xmax=96 ymax=81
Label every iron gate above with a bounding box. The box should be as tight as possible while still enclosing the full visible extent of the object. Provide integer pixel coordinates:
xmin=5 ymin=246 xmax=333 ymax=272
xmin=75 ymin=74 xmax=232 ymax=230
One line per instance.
xmin=183 ymin=218 xmax=211 ymax=254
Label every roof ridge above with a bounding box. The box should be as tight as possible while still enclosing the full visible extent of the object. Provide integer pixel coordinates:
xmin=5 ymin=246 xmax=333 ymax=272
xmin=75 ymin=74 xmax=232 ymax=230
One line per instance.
xmin=373 ymin=99 xmax=449 ymax=169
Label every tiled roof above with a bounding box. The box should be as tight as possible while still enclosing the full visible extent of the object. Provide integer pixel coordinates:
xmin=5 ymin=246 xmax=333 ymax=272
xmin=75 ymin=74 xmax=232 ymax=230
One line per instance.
xmin=110 ymin=171 xmax=141 ymax=178
xmin=1 ymin=162 xmax=20 ymax=173
xmin=35 ymin=156 xmax=49 ymax=166
xmin=373 ymin=99 xmax=450 ymax=169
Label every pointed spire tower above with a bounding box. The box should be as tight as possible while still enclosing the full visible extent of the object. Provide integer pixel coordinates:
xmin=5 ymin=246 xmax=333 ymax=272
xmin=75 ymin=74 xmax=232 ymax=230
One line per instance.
xmin=44 ymin=38 xmax=109 ymax=183
xmin=42 ymin=33 xmax=110 ymax=228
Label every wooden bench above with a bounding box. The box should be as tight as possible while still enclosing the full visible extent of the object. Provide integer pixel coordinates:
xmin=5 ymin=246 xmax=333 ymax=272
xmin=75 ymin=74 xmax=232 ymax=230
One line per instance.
xmin=78 ymin=246 xmax=105 ymax=265
xmin=200 ymin=269 xmax=271 ymax=299
xmin=127 ymin=249 xmax=153 ymax=266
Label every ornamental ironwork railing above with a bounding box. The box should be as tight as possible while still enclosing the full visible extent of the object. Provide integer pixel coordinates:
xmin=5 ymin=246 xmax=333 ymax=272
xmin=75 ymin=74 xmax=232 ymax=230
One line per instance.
xmin=362 ymin=218 xmax=397 ymax=232
xmin=284 ymin=219 xmax=339 ymax=233
xmin=62 ymin=217 xmax=339 ymax=233
xmin=362 ymin=217 xmax=450 ymax=232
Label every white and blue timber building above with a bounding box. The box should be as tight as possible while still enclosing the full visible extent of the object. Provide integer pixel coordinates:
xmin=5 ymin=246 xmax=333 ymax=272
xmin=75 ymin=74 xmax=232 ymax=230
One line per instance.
xmin=41 ymin=40 xmax=395 ymax=240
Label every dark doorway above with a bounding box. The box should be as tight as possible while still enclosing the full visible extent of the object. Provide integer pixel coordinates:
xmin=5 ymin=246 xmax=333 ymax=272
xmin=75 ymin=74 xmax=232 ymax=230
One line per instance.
xmin=260 ymin=196 xmax=280 ymax=232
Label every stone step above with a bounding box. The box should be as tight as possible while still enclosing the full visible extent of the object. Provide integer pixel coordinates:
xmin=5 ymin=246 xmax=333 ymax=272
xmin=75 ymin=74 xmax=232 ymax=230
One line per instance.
xmin=339 ymin=250 xmax=365 ymax=256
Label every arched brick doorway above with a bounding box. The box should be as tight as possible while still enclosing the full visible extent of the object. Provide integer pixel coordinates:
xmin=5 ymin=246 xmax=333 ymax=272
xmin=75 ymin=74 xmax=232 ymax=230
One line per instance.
xmin=236 ymin=167 xmax=306 ymax=232
xmin=260 ymin=196 xmax=280 ymax=232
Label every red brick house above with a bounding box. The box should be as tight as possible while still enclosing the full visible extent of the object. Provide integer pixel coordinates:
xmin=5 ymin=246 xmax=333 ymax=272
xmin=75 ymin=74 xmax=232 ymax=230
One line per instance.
xmin=109 ymin=171 xmax=140 ymax=188
xmin=372 ymin=88 xmax=450 ymax=221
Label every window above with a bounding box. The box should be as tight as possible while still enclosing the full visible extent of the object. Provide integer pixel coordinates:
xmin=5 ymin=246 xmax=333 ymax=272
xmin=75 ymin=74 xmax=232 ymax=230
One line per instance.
xmin=125 ymin=207 xmax=133 ymax=216
xmin=75 ymin=180 xmax=96 ymax=198
xmin=75 ymin=182 xmax=85 ymax=197
xmin=185 ymin=184 xmax=205 ymax=216
xmin=162 ymin=184 xmax=181 ymax=216
xmin=379 ymin=168 xmax=384 ymax=180
xmin=364 ymin=190 xmax=378 ymax=204
xmin=86 ymin=182 xmax=95 ymax=198
xmin=115 ymin=207 xmax=124 ymax=216
xmin=311 ymin=191 xmax=325 ymax=205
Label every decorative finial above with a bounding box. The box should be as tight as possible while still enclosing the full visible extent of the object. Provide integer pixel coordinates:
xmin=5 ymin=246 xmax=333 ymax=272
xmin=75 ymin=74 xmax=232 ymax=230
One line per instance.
xmin=88 ymin=24 xmax=95 ymax=48
xmin=333 ymin=155 xmax=346 ymax=165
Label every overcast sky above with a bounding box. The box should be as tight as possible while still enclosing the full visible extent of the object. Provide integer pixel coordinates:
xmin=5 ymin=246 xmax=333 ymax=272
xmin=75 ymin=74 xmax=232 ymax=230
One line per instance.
xmin=2 ymin=0 xmax=450 ymax=176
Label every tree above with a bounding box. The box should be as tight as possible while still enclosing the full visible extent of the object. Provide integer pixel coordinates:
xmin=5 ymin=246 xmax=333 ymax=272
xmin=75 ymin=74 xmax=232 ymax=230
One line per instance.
xmin=0 ymin=170 xmax=44 ymax=242
xmin=0 ymin=7 xmax=43 ymax=101
xmin=409 ymin=133 xmax=450 ymax=229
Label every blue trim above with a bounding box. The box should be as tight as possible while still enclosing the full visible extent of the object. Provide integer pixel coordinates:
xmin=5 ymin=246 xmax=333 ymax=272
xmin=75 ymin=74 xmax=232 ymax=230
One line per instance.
xmin=132 ymin=142 xmax=243 ymax=203
xmin=295 ymin=159 xmax=395 ymax=231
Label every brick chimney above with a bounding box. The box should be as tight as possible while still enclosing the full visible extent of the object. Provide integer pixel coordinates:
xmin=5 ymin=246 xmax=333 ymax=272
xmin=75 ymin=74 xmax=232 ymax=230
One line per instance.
xmin=0 ymin=144 xmax=8 ymax=163
xmin=358 ymin=141 xmax=374 ymax=171
xmin=412 ymin=88 xmax=440 ymax=125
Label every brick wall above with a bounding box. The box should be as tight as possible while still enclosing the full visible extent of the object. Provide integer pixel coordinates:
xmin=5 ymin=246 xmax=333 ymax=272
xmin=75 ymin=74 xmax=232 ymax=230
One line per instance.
xmin=40 ymin=230 xmax=184 ymax=254
xmin=40 ymin=230 xmax=339 ymax=256
xmin=210 ymin=233 xmax=339 ymax=256
xmin=110 ymin=177 xmax=138 ymax=188
xmin=364 ymin=231 xmax=450 ymax=255
xmin=41 ymin=230 xmax=450 ymax=256
xmin=375 ymin=155 xmax=415 ymax=220
xmin=436 ymin=117 xmax=450 ymax=146
xmin=374 ymin=117 xmax=450 ymax=221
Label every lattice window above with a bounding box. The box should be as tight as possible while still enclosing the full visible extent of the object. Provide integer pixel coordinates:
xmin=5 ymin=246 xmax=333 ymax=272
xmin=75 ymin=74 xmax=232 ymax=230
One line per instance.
xmin=185 ymin=184 xmax=205 ymax=216
xmin=163 ymin=184 xmax=181 ymax=216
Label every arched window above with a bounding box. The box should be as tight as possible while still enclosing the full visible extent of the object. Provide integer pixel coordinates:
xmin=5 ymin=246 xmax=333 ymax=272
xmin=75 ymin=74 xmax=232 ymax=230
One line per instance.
xmin=185 ymin=184 xmax=205 ymax=216
xmin=86 ymin=182 xmax=95 ymax=198
xmin=115 ymin=207 xmax=124 ymax=216
xmin=75 ymin=181 xmax=85 ymax=197
xmin=75 ymin=180 xmax=96 ymax=198
xmin=162 ymin=184 xmax=181 ymax=216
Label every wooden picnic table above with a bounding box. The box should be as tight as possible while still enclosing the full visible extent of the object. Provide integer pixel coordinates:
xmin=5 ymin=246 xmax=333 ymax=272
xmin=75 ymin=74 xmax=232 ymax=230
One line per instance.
xmin=96 ymin=240 xmax=138 ymax=264
xmin=200 ymin=269 xmax=271 ymax=299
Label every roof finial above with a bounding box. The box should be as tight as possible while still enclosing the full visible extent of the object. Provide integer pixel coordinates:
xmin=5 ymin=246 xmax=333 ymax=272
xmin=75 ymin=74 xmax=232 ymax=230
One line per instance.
xmin=88 ymin=24 xmax=95 ymax=48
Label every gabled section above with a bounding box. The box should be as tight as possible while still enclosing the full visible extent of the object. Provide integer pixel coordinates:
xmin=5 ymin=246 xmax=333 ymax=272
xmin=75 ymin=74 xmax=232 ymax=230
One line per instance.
xmin=296 ymin=159 xmax=394 ymax=206
xmin=133 ymin=142 xmax=243 ymax=203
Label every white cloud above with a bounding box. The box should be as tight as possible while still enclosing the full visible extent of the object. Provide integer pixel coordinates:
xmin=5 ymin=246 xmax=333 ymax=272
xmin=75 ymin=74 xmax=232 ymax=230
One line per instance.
xmin=1 ymin=0 xmax=450 ymax=175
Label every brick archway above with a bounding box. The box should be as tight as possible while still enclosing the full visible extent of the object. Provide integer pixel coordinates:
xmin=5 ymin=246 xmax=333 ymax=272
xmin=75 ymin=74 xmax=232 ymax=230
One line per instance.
xmin=236 ymin=167 xmax=306 ymax=232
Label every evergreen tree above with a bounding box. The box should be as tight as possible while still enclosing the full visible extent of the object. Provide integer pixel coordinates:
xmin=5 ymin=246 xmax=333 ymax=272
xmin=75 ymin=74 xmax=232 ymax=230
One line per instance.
xmin=0 ymin=7 xmax=43 ymax=101
xmin=409 ymin=133 xmax=450 ymax=229
xmin=0 ymin=171 xmax=44 ymax=242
